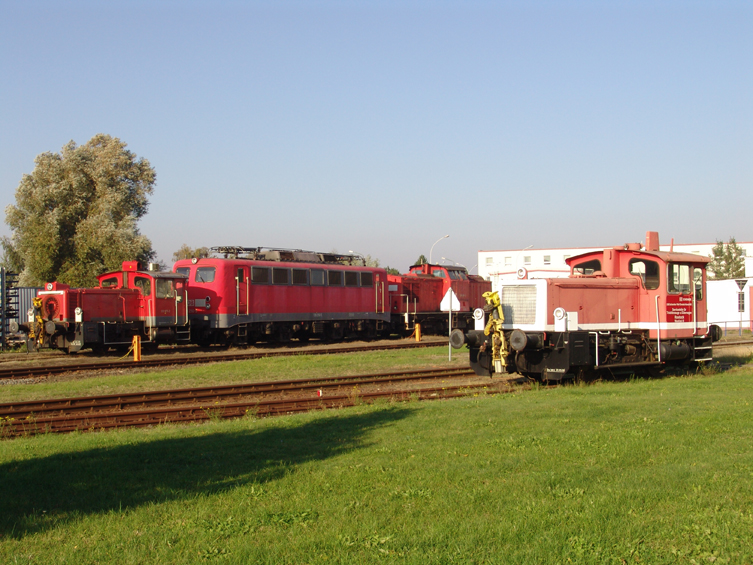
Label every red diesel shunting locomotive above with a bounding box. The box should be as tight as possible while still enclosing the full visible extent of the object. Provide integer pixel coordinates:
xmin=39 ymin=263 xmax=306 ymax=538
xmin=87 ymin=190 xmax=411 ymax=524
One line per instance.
xmin=452 ymin=231 xmax=722 ymax=380
xmin=16 ymin=261 xmax=189 ymax=353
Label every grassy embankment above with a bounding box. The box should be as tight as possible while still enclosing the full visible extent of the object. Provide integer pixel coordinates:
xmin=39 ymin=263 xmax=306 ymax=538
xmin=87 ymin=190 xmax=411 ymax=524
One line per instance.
xmin=1 ymin=346 xmax=752 ymax=564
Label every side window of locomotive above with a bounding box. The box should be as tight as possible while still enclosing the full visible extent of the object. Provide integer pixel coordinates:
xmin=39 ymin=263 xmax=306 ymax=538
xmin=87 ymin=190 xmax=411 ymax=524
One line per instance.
xmin=252 ymin=267 xmax=270 ymax=284
xmin=195 ymin=267 xmax=216 ymax=283
xmin=573 ymin=259 xmax=601 ymax=275
xmin=292 ymin=269 xmax=308 ymax=285
xmin=694 ymin=268 xmax=703 ymax=300
xmin=100 ymin=276 xmax=119 ymax=288
xmin=311 ymin=269 xmax=325 ymax=286
xmin=628 ymin=259 xmax=660 ymax=290
xmin=668 ymin=263 xmax=691 ymax=294
xmin=431 ymin=269 xmax=446 ymax=278
xmin=328 ymin=270 xmax=343 ymax=286
xmin=134 ymin=276 xmax=152 ymax=296
xmin=156 ymin=278 xmax=175 ymax=299
xmin=175 ymin=267 xmax=191 ymax=278
xmin=273 ymin=268 xmax=290 ymax=285
xmin=360 ymin=272 xmax=373 ymax=287
xmin=345 ymin=272 xmax=359 ymax=287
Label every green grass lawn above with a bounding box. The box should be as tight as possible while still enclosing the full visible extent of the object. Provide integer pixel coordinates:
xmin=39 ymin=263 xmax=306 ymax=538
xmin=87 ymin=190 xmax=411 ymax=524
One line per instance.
xmin=1 ymin=350 xmax=753 ymax=564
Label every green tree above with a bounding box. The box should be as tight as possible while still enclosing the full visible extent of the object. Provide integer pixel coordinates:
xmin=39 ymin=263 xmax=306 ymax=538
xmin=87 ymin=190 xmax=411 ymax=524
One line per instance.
xmin=385 ymin=266 xmax=401 ymax=275
xmin=3 ymin=134 xmax=156 ymax=287
xmin=172 ymin=244 xmax=211 ymax=263
xmin=414 ymin=254 xmax=428 ymax=265
xmin=708 ymin=238 xmax=745 ymax=280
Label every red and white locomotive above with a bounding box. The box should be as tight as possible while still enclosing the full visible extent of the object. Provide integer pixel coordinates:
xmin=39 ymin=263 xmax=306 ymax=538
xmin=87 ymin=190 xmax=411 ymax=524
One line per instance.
xmin=17 ymin=261 xmax=190 ymax=353
xmin=173 ymin=248 xmax=390 ymax=345
xmin=388 ymin=263 xmax=490 ymax=334
xmin=451 ymin=231 xmax=721 ymax=380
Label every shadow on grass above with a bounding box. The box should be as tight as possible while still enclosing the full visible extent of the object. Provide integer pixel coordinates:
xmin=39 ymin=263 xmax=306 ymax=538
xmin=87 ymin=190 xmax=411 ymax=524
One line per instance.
xmin=0 ymin=406 xmax=412 ymax=538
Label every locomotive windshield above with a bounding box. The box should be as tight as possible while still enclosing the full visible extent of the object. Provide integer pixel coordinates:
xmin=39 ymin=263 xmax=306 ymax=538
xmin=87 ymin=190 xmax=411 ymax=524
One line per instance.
xmin=195 ymin=267 xmax=216 ymax=283
xmin=156 ymin=279 xmax=176 ymax=299
xmin=668 ymin=263 xmax=692 ymax=295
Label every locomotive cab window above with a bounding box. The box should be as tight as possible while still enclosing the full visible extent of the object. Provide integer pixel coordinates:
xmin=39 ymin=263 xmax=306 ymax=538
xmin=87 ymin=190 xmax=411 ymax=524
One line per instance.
xmin=195 ymin=267 xmax=216 ymax=283
xmin=156 ymin=279 xmax=175 ymax=299
xmin=236 ymin=268 xmax=245 ymax=282
xmin=431 ymin=269 xmax=447 ymax=278
xmin=668 ymin=263 xmax=691 ymax=295
xmin=134 ymin=276 xmax=152 ymax=296
xmin=273 ymin=268 xmax=290 ymax=285
xmin=573 ymin=260 xmax=601 ymax=275
xmin=345 ymin=272 xmax=359 ymax=287
xmin=252 ymin=267 xmax=269 ymax=284
xmin=360 ymin=272 xmax=373 ymax=287
xmin=311 ymin=269 xmax=325 ymax=286
xmin=629 ymin=259 xmax=660 ymax=290
xmin=100 ymin=276 xmax=119 ymax=288
xmin=175 ymin=267 xmax=191 ymax=278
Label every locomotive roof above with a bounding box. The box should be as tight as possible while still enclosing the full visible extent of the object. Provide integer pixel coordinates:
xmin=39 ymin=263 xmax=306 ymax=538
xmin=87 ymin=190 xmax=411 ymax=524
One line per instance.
xmin=209 ymin=246 xmax=364 ymax=265
xmin=566 ymin=247 xmax=710 ymax=266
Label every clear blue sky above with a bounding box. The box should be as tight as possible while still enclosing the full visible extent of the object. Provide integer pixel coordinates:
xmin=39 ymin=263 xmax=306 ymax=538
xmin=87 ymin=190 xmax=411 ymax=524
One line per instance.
xmin=1 ymin=0 xmax=751 ymax=273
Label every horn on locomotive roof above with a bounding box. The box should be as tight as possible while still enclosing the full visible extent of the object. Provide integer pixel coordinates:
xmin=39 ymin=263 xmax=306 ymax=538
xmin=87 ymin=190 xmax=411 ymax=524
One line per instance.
xmin=210 ymin=246 xmax=365 ymax=265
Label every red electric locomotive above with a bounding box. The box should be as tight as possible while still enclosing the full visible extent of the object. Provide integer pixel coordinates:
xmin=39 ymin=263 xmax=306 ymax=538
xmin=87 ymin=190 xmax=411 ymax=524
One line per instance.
xmin=452 ymin=231 xmax=722 ymax=380
xmin=172 ymin=247 xmax=390 ymax=345
xmin=388 ymin=263 xmax=490 ymax=334
xmin=16 ymin=261 xmax=189 ymax=353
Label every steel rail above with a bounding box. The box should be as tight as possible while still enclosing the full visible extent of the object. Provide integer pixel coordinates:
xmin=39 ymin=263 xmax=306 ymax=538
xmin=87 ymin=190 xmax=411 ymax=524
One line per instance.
xmin=0 ymin=339 xmax=447 ymax=382
xmin=1 ymin=378 xmax=507 ymax=437
xmin=0 ymin=367 xmax=475 ymax=418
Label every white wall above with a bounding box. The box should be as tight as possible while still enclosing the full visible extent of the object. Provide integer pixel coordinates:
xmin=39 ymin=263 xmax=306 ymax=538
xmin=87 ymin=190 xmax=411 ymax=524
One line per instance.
xmin=707 ymin=279 xmax=752 ymax=331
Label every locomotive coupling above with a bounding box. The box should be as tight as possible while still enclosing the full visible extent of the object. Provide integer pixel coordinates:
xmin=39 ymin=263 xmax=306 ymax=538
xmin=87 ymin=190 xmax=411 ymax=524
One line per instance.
xmin=450 ymin=329 xmax=488 ymax=349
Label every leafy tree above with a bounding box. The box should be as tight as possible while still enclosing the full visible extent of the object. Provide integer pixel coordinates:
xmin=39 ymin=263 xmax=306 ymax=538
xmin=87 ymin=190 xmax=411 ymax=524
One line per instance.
xmin=414 ymin=254 xmax=428 ymax=265
xmin=385 ymin=266 xmax=401 ymax=275
xmin=708 ymin=238 xmax=745 ymax=280
xmin=362 ymin=254 xmax=380 ymax=268
xmin=4 ymin=134 xmax=156 ymax=287
xmin=172 ymin=244 xmax=211 ymax=263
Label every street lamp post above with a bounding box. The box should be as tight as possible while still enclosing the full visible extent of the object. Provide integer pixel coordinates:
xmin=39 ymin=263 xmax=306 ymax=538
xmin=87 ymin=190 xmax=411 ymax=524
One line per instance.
xmin=429 ymin=235 xmax=450 ymax=264
xmin=515 ymin=245 xmax=534 ymax=270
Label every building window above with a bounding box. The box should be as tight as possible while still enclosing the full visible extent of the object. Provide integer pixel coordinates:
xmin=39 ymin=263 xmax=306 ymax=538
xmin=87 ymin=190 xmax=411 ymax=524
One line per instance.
xmin=504 ymin=256 xmax=512 ymax=266
xmin=485 ymin=257 xmax=493 ymax=266
xmin=543 ymin=255 xmax=551 ymax=265
xmin=523 ymin=256 xmax=531 ymax=266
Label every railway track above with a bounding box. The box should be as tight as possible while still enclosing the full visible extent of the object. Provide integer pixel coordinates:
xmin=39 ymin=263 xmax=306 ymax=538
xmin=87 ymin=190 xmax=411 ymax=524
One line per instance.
xmin=0 ymin=339 xmax=447 ymax=382
xmin=0 ymin=367 xmax=508 ymax=437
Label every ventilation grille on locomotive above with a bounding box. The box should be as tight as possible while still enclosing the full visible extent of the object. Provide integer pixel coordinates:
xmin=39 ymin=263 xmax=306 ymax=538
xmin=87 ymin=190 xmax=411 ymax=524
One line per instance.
xmin=500 ymin=285 xmax=537 ymax=325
